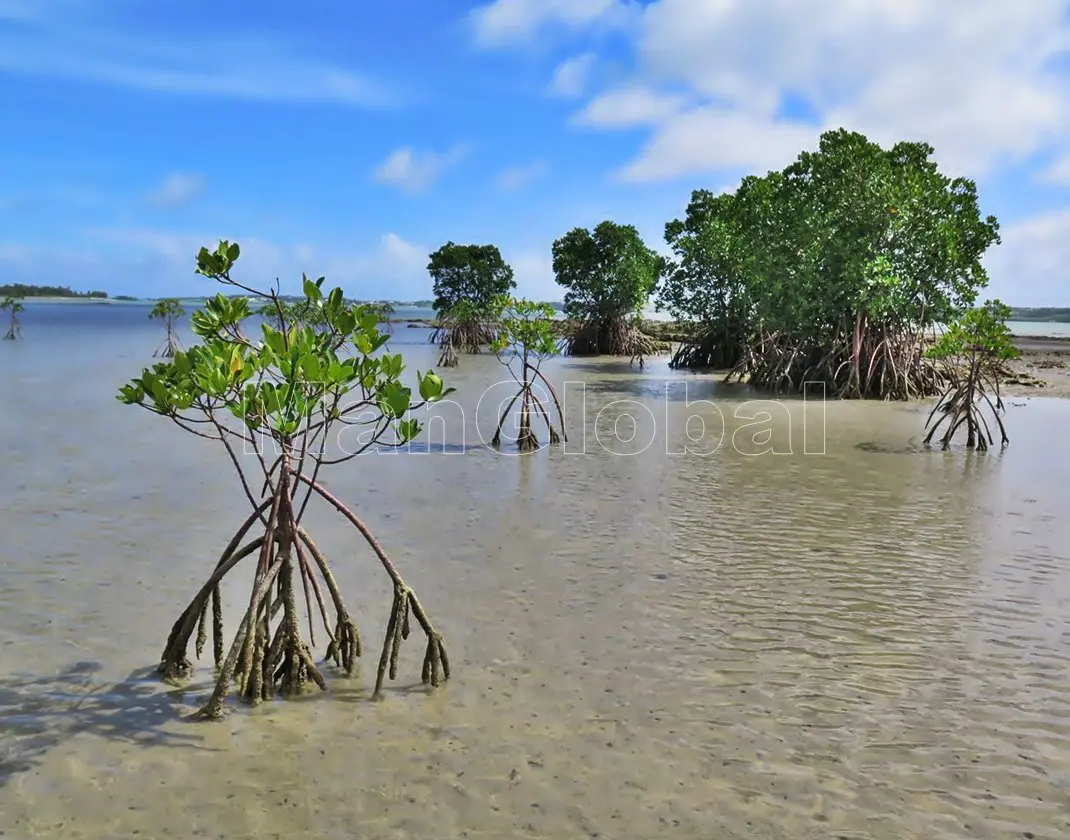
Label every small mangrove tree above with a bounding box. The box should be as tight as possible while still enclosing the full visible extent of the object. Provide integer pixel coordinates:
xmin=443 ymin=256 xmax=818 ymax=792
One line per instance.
xmin=552 ymin=221 xmax=665 ymax=365
xmin=149 ymin=298 xmax=185 ymax=357
xmin=118 ymin=241 xmax=455 ymax=718
xmin=490 ymin=297 xmax=567 ymax=451
xmin=1 ymin=296 xmax=23 ymax=340
xmin=427 ymin=241 xmax=515 ymax=366
xmin=924 ymin=300 xmax=1019 ymax=450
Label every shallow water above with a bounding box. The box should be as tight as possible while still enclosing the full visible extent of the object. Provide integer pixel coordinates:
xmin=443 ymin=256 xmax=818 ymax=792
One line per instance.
xmin=1 ymin=307 xmax=1069 ymax=839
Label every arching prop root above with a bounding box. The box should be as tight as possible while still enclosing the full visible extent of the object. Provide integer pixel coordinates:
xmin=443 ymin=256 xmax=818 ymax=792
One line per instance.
xmin=158 ymin=475 xmax=449 ymax=719
xmin=923 ymin=363 xmax=1008 ymax=451
xmin=374 ymin=582 xmax=450 ymax=699
xmin=491 ymin=362 xmax=566 ymax=451
xmin=153 ymin=328 xmax=182 ymax=358
xmin=431 ymin=316 xmax=498 ymax=365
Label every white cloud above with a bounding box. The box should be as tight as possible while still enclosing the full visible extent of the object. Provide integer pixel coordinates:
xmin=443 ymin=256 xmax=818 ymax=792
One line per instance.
xmin=618 ymin=107 xmax=820 ymax=182
xmin=1038 ymin=154 xmax=1070 ymax=185
xmin=146 ymin=173 xmax=204 ymax=208
xmin=572 ymin=85 xmax=689 ymax=128
xmin=983 ymin=208 xmax=1070 ymax=306
xmin=0 ymin=1 xmax=391 ymax=105
xmin=0 ymin=228 xmax=432 ymax=299
xmin=372 ymin=145 xmax=469 ymax=195
xmin=469 ymin=0 xmax=625 ymax=47
xmin=497 ymin=160 xmax=548 ymax=191
xmin=548 ymin=53 xmax=596 ymax=98
xmin=558 ymin=0 xmax=1070 ymax=181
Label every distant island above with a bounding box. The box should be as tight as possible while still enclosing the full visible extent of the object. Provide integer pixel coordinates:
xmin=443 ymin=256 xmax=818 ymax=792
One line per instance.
xmin=0 ymin=283 xmax=109 ymax=298
xmin=1009 ymin=307 xmax=1070 ymax=323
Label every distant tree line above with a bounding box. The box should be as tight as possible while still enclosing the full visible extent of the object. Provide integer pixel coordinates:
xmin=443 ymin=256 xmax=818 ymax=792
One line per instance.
xmin=1008 ymin=307 xmax=1070 ymax=323
xmin=0 ymin=283 xmax=107 ymax=298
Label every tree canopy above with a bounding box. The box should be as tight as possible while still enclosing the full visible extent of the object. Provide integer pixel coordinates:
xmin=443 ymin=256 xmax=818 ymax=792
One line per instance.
xmin=658 ymin=128 xmax=1002 ymax=398
xmin=552 ymin=221 xmax=662 ymax=323
xmin=427 ymin=242 xmax=516 ymax=316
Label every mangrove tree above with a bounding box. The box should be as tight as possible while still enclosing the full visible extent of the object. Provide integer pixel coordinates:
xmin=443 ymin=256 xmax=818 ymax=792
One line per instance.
xmin=118 ymin=240 xmax=455 ymax=718
xmin=552 ymin=221 xmax=665 ymax=364
xmin=427 ymin=241 xmax=515 ymax=365
xmin=2 ymin=296 xmax=23 ymax=340
xmin=659 ymin=129 xmax=1001 ymax=399
xmin=489 ymin=296 xmax=567 ymax=450
xmin=149 ymin=298 xmax=185 ymax=358
xmin=924 ymin=300 xmax=1019 ymax=450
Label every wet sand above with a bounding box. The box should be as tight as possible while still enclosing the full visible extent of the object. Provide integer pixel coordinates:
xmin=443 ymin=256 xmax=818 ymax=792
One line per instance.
xmin=2 ymin=331 xmax=1070 ymax=839
xmin=1007 ymin=335 xmax=1070 ymax=397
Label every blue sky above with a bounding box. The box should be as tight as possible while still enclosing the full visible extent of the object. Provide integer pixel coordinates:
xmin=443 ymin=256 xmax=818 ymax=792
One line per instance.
xmin=1 ymin=0 xmax=1069 ymax=305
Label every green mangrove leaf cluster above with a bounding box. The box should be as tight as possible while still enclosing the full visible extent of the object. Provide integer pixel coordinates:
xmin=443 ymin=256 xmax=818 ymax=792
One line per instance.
xmin=118 ymin=240 xmax=455 ymax=718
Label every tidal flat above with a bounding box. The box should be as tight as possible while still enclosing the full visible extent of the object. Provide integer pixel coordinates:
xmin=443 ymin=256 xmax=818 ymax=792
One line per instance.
xmin=1 ymin=307 xmax=1068 ymax=839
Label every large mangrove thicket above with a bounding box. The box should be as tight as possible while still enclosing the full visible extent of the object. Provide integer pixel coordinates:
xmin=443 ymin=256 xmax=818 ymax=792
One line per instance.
xmin=552 ymin=220 xmax=666 ymax=365
xmin=427 ymin=241 xmax=516 ymax=365
xmin=658 ymin=129 xmax=1001 ymax=399
xmin=118 ymin=241 xmax=455 ymax=718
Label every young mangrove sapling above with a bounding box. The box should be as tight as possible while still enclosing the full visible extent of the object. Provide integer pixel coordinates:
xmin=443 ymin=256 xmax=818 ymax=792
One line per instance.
xmin=923 ymin=300 xmax=1019 ymax=450
xmin=2 ymin=296 xmax=24 ymax=340
xmin=489 ymin=297 xmax=567 ymax=451
xmin=118 ymin=240 xmax=456 ymax=717
xmin=149 ymin=298 xmax=185 ymax=357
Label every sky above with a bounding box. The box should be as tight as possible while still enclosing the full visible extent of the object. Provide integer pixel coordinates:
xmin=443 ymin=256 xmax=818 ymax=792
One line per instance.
xmin=1 ymin=0 xmax=1069 ymax=306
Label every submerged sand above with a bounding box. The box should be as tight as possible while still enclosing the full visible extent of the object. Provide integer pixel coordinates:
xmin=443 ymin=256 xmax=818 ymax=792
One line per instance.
xmin=2 ymin=336 xmax=1069 ymax=840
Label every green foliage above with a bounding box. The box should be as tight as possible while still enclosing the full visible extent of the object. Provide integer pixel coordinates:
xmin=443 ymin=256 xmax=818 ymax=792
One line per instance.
xmin=488 ymin=295 xmax=566 ymax=450
xmin=927 ymin=299 xmax=1020 ymax=363
xmin=552 ymin=221 xmax=662 ymax=322
xmin=427 ymin=242 xmax=516 ymax=316
xmin=1 ymin=295 xmax=25 ymax=314
xmin=149 ymin=298 xmax=185 ymax=322
xmin=658 ymin=128 xmax=1002 ymax=396
xmin=923 ymin=300 xmax=1017 ymax=450
xmin=490 ymin=296 xmax=559 ymax=360
xmin=662 ymin=130 xmax=1000 ymax=340
xmin=119 ymin=240 xmax=454 ymax=451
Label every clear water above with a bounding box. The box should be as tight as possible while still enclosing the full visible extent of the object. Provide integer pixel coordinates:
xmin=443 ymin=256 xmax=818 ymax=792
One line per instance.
xmin=1 ymin=304 xmax=1068 ymax=839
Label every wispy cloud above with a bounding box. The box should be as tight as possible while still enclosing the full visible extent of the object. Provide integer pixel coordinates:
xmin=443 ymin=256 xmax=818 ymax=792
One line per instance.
xmin=1038 ymin=153 xmax=1070 ymax=185
xmin=372 ymin=144 xmax=470 ymax=194
xmin=469 ymin=0 xmax=627 ymax=47
xmin=146 ymin=173 xmax=204 ymax=209
xmin=497 ymin=160 xmax=548 ymax=190
xmin=548 ymin=53 xmax=596 ymax=98
xmin=0 ymin=1 xmax=392 ymax=106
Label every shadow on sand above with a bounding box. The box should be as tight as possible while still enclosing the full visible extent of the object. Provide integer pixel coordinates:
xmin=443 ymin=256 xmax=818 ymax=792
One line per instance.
xmin=0 ymin=661 xmax=218 ymax=786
